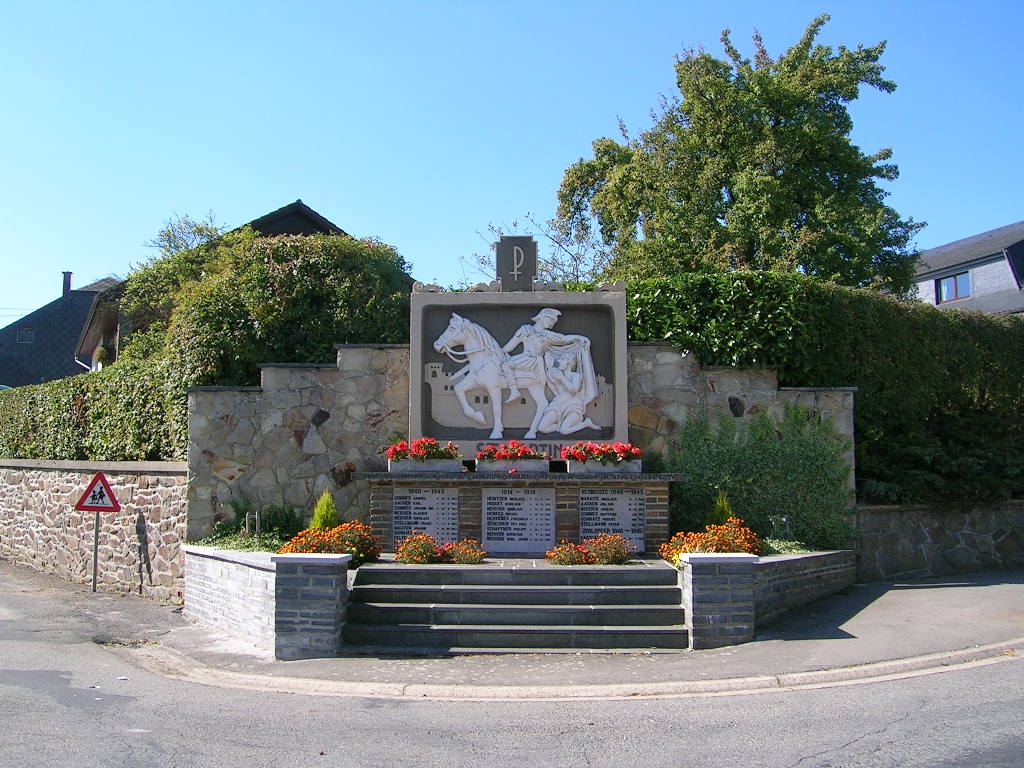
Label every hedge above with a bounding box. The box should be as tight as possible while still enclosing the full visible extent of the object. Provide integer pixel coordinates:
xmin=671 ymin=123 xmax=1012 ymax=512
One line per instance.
xmin=627 ymin=274 xmax=1024 ymax=503
xmin=0 ymin=358 xmax=186 ymax=461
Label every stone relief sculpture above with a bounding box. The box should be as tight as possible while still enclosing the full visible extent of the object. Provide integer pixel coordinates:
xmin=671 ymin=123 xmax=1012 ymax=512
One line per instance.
xmin=536 ymin=354 xmax=600 ymax=435
xmin=432 ymin=308 xmax=599 ymax=440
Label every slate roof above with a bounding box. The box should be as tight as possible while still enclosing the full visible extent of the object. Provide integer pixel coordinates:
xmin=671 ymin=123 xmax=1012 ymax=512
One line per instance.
xmin=915 ymin=220 xmax=1024 ymax=276
xmin=0 ymin=278 xmax=118 ymax=387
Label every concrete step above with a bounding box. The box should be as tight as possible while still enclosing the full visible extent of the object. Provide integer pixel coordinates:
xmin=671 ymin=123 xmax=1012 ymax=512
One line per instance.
xmin=350 ymin=583 xmax=683 ymax=606
xmin=352 ymin=562 xmax=678 ymax=588
xmin=341 ymin=623 xmax=689 ymax=650
xmin=347 ymin=602 xmax=686 ymax=627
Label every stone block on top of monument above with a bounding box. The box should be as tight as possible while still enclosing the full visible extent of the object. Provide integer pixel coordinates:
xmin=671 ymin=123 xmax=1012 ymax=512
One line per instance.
xmin=410 ymin=280 xmax=628 ymax=461
xmin=495 ymin=235 xmax=537 ymax=292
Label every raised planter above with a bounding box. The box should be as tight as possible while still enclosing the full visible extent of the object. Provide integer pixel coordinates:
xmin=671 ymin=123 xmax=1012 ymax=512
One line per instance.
xmin=475 ymin=459 xmax=550 ymax=473
xmin=565 ymin=460 xmax=642 ymax=474
xmin=388 ymin=459 xmax=464 ymax=473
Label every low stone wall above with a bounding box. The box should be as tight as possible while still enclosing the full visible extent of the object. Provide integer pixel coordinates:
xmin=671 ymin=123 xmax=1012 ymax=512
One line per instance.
xmin=855 ymin=501 xmax=1024 ymax=580
xmin=679 ymin=553 xmax=758 ymax=650
xmin=755 ymin=551 xmax=858 ymax=625
xmin=183 ymin=546 xmax=351 ymax=660
xmin=183 ymin=546 xmax=276 ymax=650
xmin=0 ymin=459 xmax=188 ymax=600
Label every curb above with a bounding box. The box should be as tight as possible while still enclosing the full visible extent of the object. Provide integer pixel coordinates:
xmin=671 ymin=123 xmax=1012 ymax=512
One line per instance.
xmin=104 ymin=636 xmax=1023 ymax=701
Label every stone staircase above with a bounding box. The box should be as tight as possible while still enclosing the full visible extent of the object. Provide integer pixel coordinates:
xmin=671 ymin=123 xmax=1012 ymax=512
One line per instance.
xmin=342 ymin=558 xmax=687 ymax=653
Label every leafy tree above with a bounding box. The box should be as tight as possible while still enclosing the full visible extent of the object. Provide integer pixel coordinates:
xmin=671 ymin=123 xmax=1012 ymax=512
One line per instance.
xmin=556 ymin=14 xmax=924 ymax=294
xmin=144 ymin=211 xmax=227 ymax=257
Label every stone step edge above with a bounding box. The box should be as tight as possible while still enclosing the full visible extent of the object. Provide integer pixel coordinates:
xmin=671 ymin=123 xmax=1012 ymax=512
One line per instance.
xmin=338 ymin=645 xmax=689 ymax=656
xmin=344 ymin=623 xmax=687 ymax=633
xmin=350 ymin=602 xmax=685 ymax=613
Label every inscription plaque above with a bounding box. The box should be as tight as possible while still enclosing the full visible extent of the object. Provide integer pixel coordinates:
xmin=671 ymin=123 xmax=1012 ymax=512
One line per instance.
xmin=578 ymin=488 xmax=646 ymax=552
xmin=482 ymin=487 xmax=555 ymax=554
xmin=392 ymin=487 xmax=460 ymax=547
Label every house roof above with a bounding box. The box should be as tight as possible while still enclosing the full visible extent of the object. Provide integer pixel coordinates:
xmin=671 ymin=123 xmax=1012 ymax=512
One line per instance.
xmin=915 ymin=220 xmax=1024 ymax=277
xmin=243 ymin=199 xmax=348 ymax=237
xmin=0 ymin=282 xmax=112 ymax=387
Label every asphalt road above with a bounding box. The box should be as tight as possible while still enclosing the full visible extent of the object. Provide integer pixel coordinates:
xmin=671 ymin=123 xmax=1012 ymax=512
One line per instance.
xmin=2 ymin=562 xmax=1022 ymax=767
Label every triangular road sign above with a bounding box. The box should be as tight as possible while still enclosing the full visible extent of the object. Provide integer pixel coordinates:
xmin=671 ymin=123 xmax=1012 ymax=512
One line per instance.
xmin=75 ymin=472 xmax=121 ymax=512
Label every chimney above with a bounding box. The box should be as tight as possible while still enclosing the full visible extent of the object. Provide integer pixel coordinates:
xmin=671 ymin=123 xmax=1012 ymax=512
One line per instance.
xmin=63 ymin=271 xmax=72 ymax=296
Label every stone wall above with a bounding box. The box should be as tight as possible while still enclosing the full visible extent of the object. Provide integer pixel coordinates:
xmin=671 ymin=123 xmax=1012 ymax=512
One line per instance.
xmin=183 ymin=546 xmax=276 ymax=650
xmin=183 ymin=546 xmax=351 ymax=660
xmin=679 ymin=550 xmax=859 ymax=649
xmin=187 ymin=349 xmax=409 ymax=541
xmin=0 ymin=459 xmax=188 ymax=600
xmin=755 ymin=551 xmax=858 ymax=625
xmin=855 ymin=502 xmax=1024 ymax=580
xmin=188 ymin=343 xmax=855 ymax=540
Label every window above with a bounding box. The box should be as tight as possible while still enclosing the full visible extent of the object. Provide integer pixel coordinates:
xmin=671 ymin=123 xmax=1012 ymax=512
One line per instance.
xmin=16 ymin=327 xmax=34 ymax=344
xmin=937 ymin=272 xmax=971 ymax=303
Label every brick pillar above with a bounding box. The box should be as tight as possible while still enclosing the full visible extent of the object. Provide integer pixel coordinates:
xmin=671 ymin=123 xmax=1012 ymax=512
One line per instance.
xmin=271 ymin=553 xmax=351 ymax=660
xmin=678 ymin=553 xmax=758 ymax=650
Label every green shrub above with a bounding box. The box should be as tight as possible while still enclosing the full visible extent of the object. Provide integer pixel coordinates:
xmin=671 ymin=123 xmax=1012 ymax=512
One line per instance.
xmin=666 ymin=404 xmax=854 ymax=549
xmin=706 ymin=490 xmax=733 ymax=526
xmin=309 ymin=490 xmax=339 ymax=530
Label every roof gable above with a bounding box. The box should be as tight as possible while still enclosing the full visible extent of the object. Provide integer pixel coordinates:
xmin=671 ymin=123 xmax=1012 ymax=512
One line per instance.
xmin=244 ymin=200 xmax=348 ymax=237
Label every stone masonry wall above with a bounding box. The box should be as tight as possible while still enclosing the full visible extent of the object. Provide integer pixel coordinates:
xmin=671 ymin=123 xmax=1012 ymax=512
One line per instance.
xmin=626 ymin=343 xmax=856 ymax=476
xmin=187 ymin=343 xmax=854 ymax=540
xmin=187 ymin=347 xmax=409 ymax=541
xmin=183 ymin=546 xmax=276 ymax=651
xmin=0 ymin=460 xmax=188 ymax=600
xmin=855 ymin=502 xmax=1024 ymax=581
xmin=755 ymin=551 xmax=857 ymax=625
xmin=183 ymin=546 xmax=351 ymax=659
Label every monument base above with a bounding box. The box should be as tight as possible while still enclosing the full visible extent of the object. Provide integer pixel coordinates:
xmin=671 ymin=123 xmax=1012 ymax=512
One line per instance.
xmin=358 ymin=472 xmax=680 ymax=556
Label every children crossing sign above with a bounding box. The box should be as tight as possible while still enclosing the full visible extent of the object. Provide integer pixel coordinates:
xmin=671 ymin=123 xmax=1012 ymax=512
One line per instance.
xmin=75 ymin=472 xmax=121 ymax=513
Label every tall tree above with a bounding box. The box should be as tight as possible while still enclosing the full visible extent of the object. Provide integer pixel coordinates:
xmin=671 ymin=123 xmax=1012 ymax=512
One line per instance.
xmin=556 ymin=15 xmax=924 ymax=294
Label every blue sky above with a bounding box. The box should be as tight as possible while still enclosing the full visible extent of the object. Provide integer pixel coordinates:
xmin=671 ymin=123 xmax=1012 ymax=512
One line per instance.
xmin=1 ymin=1 xmax=1021 ymax=325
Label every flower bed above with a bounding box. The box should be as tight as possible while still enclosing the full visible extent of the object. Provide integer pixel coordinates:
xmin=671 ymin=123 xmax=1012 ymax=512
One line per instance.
xmin=277 ymin=520 xmax=382 ymax=567
xmin=659 ymin=516 xmax=763 ymax=565
xmin=560 ymin=441 xmax=642 ymax=470
xmin=476 ymin=440 xmax=550 ymax=473
xmin=394 ymin=531 xmax=487 ymax=564
xmin=546 ymin=533 xmax=637 ymax=565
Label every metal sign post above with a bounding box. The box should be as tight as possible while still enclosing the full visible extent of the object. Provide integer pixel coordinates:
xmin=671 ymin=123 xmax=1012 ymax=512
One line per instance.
xmin=75 ymin=472 xmax=122 ymax=593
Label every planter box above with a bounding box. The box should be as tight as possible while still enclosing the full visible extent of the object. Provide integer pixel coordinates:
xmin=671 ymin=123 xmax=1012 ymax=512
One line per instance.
xmin=475 ymin=459 xmax=549 ymax=473
xmin=566 ymin=460 xmax=642 ymax=474
xmin=388 ymin=459 xmax=464 ymax=473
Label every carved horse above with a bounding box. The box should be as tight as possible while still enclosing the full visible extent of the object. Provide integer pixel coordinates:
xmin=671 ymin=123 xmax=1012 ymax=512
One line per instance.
xmin=433 ymin=313 xmax=548 ymax=439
